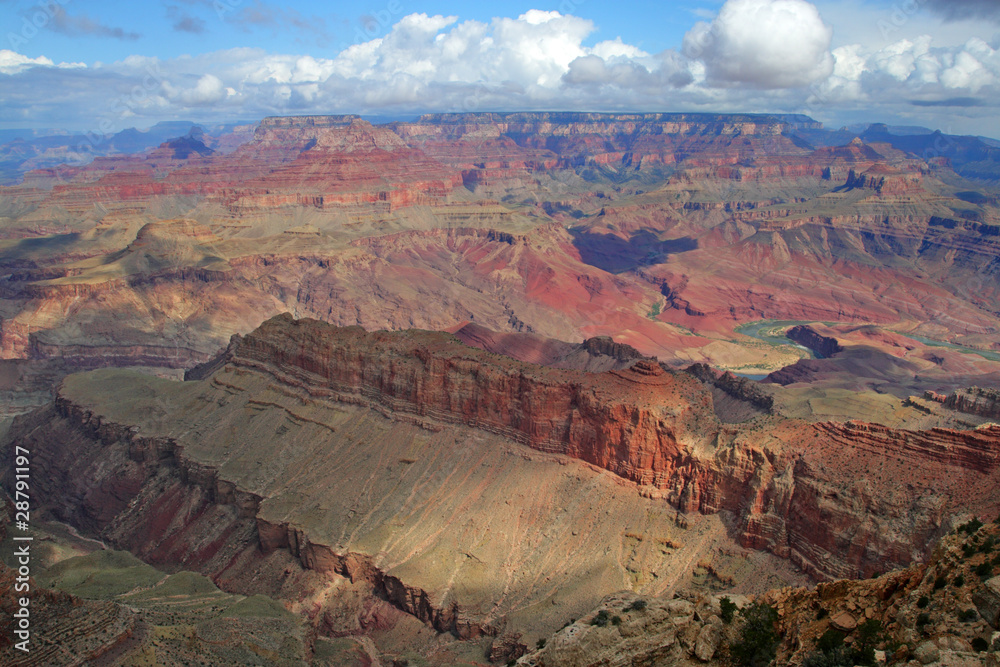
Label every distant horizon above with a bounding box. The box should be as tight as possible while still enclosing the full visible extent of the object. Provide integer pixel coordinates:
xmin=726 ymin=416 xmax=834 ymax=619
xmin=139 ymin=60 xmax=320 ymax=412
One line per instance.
xmin=3 ymin=111 xmax=999 ymax=144
xmin=3 ymin=1 xmax=1000 ymax=137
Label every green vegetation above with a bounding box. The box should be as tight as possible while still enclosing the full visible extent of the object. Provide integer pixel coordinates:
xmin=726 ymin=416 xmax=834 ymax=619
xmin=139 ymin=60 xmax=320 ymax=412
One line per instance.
xmin=647 ymin=301 xmax=662 ymax=319
xmin=720 ymin=596 xmax=737 ymax=624
xmin=816 ymin=629 xmax=845 ymax=653
xmin=803 ymin=620 xmax=883 ymax=667
xmin=591 ymin=610 xmax=611 ymax=627
xmin=958 ymin=609 xmax=978 ymax=622
xmin=802 ymin=646 xmax=854 ymax=667
xmin=972 ymin=637 xmax=989 ymax=652
xmin=729 ymin=602 xmax=780 ymax=667
xmin=953 ymin=574 xmax=965 ymax=587
xmin=625 ymin=599 xmax=647 ymax=612
xmin=536 ymin=638 xmax=546 ymax=650
xmin=853 ymin=619 xmax=884 ymax=666
xmin=916 ymin=612 xmax=931 ymax=628
xmin=611 ymin=615 xmax=622 ymax=626
xmin=976 ymin=561 xmax=993 ymax=578
xmin=958 ymin=518 xmax=983 ymax=535
xmin=916 ymin=595 xmax=929 ymax=609
xmin=36 ymin=549 xmax=163 ymax=599
xmin=933 ymin=575 xmax=946 ymax=589
xmin=222 ymin=594 xmax=295 ymax=619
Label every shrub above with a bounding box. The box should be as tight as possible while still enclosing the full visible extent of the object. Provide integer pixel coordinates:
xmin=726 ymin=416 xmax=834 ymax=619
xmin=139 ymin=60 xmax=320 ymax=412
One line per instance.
xmin=816 ymin=629 xmax=845 ymax=653
xmin=917 ymin=596 xmax=929 ymax=609
xmin=979 ymin=536 xmax=996 ymax=553
xmin=626 ymin=599 xmax=647 ymax=612
xmin=953 ymin=575 xmax=965 ymax=587
xmin=591 ymin=610 xmax=610 ymax=627
xmin=536 ymin=638 xmax=546 ymax=650
xmin=976 ymin=562 xmax=993 ymax=578
xmin=854 ymin=619 xmax=883 ymax=667
xmin=916 ymin=612 xmax=931 ymax=628
xmin=730 ymin=602 xmax=780 ymax=667
xmin=972 ymin=637 xmax=989 ymax=652
xmin=720 ymin=596 xmax=737 ymax=624
xmin=958 ymin=608 xmax=978 ymax=622
xmin=959 ymin=518 xmax=983 ymax=535
xmin=611 ymin=615 xmax=622 ymax=626
xmin=804 ymin=623 xmax=882 ymax=667
xmin=933 ymin=576 xmax=946 ymax=589
xmin=801 ymin=646 xmax=853 ymax=667
xmin=963 ymin=544 xmax=976 ymax=558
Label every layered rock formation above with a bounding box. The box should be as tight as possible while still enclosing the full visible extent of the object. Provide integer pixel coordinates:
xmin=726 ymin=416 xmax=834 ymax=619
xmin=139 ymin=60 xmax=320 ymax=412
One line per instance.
xmin=6 ymin=315 xmax=1000 ymax=652
xmin=521 ymin=520 xmax=1000 ymax=666
xmin=235 ymin=314 xmax=717 ymax=487
xmin=1 ymin=111 xmax=999 ymax=399
xmin=785 ymin=325 xmax=843 ymax=359
xmin=945 ymin=386 xmax=1000 ymax=420
xmin=451 ymin=321 xmax=645 ymax=372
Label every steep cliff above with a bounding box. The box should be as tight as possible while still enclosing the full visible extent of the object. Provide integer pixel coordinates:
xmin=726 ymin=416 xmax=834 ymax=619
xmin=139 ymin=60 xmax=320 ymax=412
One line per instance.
xmin=8 ymin=316 xmax=1000 ymax=614
xmin=944 ymin=386 xmax=1000 ymax=420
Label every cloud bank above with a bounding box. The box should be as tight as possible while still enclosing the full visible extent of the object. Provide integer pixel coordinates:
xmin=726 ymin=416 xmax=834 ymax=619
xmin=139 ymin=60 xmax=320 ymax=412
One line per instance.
xmin=1 ymin=1 xmax=999 ymax=136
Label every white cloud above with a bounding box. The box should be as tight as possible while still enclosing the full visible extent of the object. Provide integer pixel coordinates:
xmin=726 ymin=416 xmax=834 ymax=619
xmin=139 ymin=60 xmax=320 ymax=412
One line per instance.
xmin=2 ymin=8 xmax=1000 ymax=137
xmin=683 ymin=0 xmax=834 ymax=88
xmin=177 ymin=74 xmax=228 ymax=106
xmin=0 ymin=49 xmax=85 ymax=75
xmin=591 ymin=38 xmax=650 ymax=61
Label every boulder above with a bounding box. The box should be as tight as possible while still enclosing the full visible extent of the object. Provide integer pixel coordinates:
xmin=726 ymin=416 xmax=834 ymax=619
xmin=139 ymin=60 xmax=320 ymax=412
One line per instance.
xmin=913 ymin=641 xmax=940 ymax=665
xmin=973 ymin=576 xmax=1000 ymax=629
xmin=694 ymin=623 xmax=722 ymax=662
xmin=830 ymin=611 xmax=858 ymax=632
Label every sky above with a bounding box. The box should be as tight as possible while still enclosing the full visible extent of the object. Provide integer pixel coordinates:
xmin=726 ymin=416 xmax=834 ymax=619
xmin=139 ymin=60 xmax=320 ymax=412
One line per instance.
xmin=1 ymin=0 xmax=999 ymax=137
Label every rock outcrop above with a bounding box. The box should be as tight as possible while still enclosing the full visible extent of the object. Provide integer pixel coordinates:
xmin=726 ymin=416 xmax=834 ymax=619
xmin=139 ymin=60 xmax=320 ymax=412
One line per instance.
xmin=234 ymin=314 xmax=717 ymax=488
xmin=786 ymin=325 xmax=843 ymax=359
xmin=8 ymin=315 xmax=1000 ymax=607
xmin=945 ymin=387 xmax=1000 ymax=421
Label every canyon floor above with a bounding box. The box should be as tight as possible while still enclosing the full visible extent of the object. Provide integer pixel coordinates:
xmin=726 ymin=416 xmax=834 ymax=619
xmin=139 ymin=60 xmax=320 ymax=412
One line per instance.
xmin=0 ymin=112 xmax=999 ymax=665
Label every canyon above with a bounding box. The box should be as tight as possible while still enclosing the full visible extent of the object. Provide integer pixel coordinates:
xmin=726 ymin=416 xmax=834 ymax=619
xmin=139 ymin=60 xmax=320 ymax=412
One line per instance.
xmin=0 ymin=112 xmax=999 ymax=665
xmin=1 ymin=112 xmax=998 ymax=387
xmin=4 ymin=314 xmax=1000 ymax=663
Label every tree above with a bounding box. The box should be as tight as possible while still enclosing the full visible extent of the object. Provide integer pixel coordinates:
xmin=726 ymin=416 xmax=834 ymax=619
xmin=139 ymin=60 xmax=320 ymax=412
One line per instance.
xmin=729 ymin=602 xmax=780 ymax=667
xmin=720 ymin=596 xmax=737 ymax=624
xmin=853 ymin=619 xmax=883 ymax=667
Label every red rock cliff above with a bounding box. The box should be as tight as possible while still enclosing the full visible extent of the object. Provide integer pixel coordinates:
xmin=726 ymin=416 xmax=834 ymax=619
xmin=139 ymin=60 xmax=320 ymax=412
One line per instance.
xmin=233 ymin=313 xmax=719 ymax=488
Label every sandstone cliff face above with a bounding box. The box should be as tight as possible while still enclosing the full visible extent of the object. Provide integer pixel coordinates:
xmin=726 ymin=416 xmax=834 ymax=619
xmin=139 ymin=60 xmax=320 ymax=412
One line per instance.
xmin=234 ymin=314 xmax=718 ymax=488
xmin=945 ymin=387 xmax=1000 ymax=420
xmin=5 ymin=316 xmax=1000 ymax=648
xmin=786 ymin=325 xmax=844 ymax=358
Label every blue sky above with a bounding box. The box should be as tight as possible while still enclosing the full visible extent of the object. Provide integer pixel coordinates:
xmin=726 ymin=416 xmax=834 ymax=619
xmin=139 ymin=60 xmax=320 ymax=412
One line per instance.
xmin=1 ymin=0 xmax=999 ymax=136
xmin=4 ymin=1 xmax=718 ymax=62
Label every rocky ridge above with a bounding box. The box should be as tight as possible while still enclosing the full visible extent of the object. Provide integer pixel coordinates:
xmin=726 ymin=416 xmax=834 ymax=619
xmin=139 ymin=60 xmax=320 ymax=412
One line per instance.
xmin=519 ymin=518 xmax=1000 ymax=666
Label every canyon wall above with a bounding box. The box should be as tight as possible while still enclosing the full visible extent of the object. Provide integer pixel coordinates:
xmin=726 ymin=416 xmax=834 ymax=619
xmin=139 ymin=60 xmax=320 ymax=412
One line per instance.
xmin=9 ymin=315 xmax=998 ymax=600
